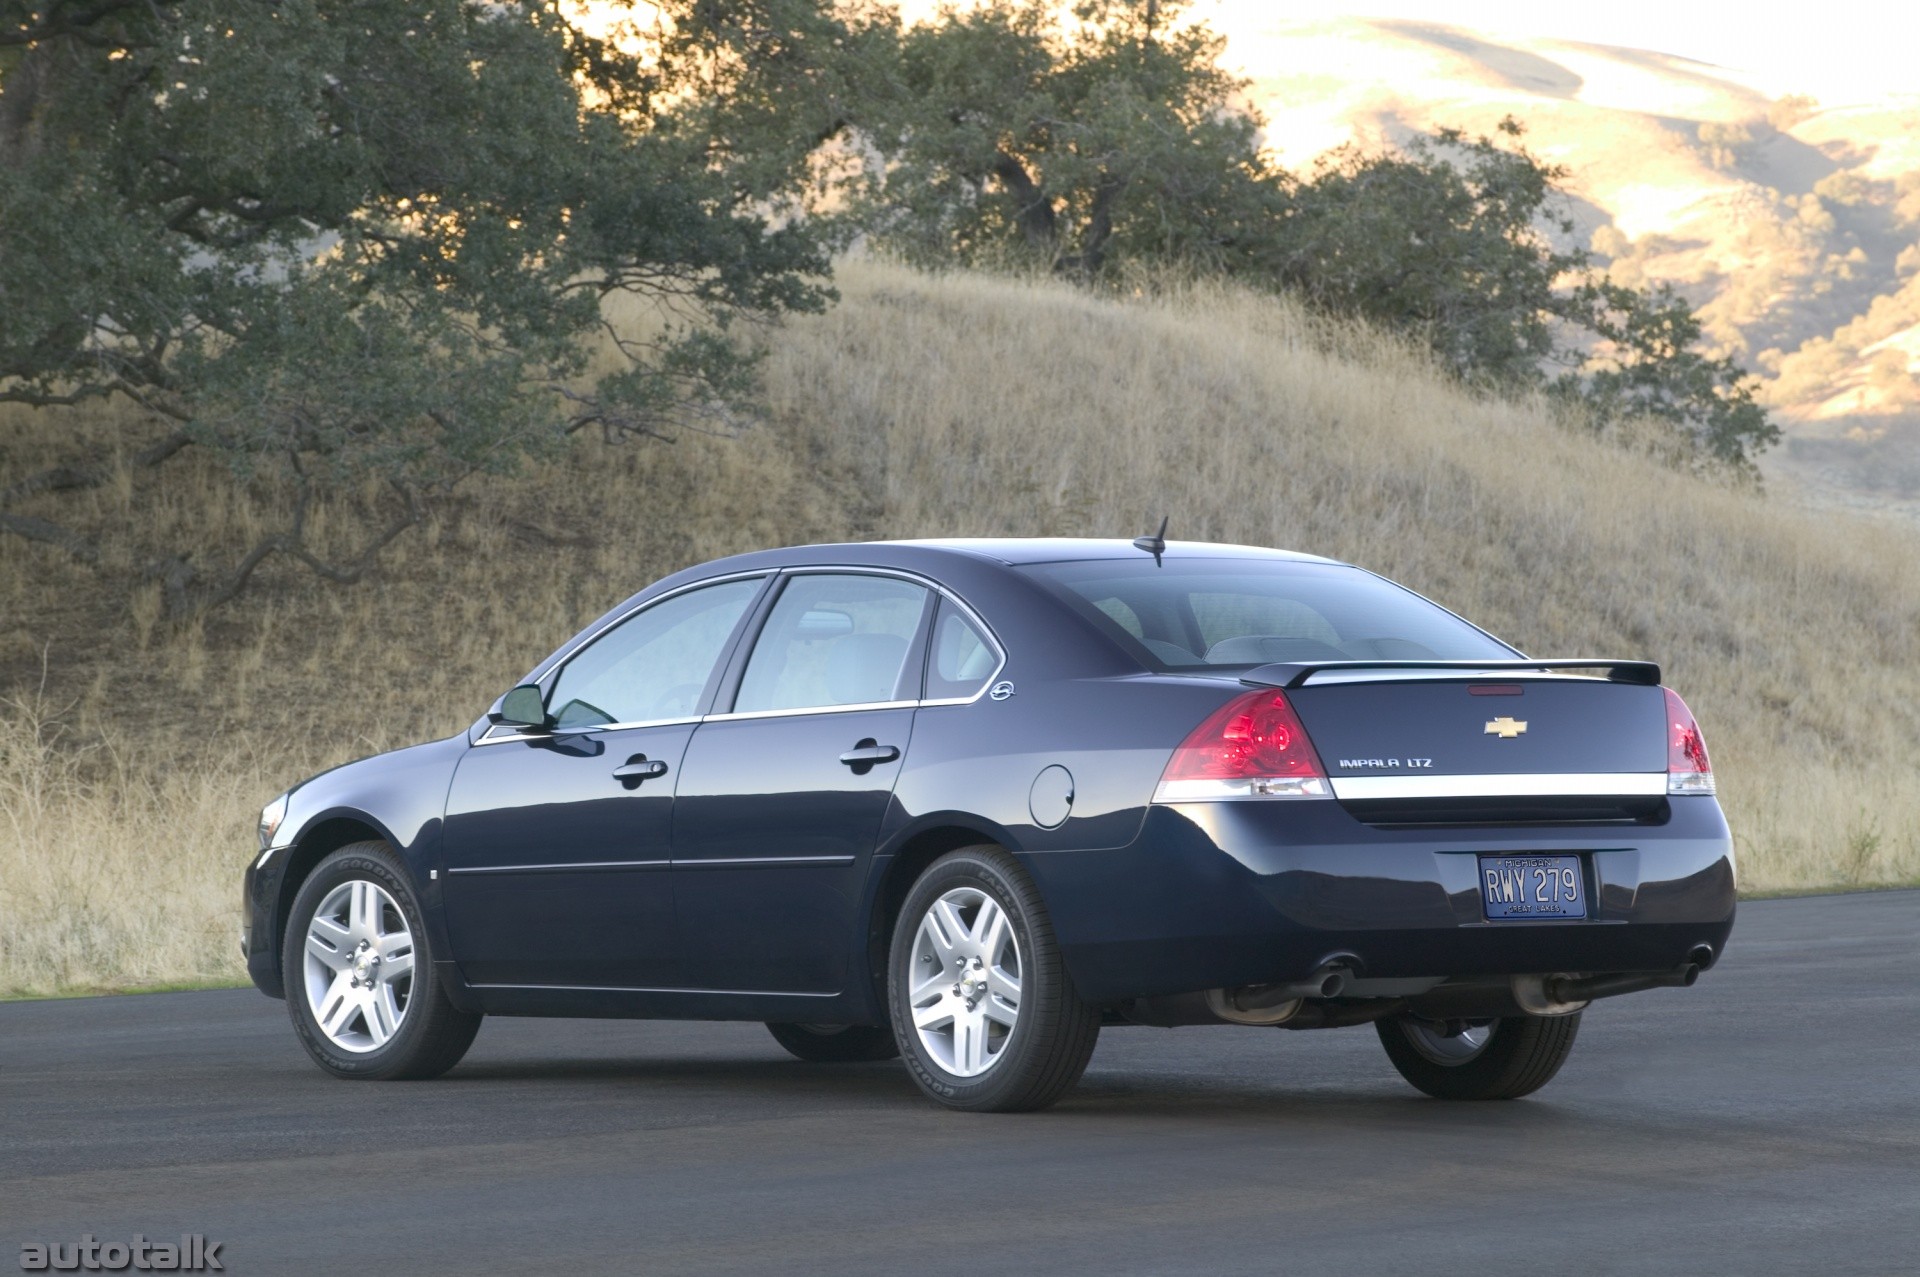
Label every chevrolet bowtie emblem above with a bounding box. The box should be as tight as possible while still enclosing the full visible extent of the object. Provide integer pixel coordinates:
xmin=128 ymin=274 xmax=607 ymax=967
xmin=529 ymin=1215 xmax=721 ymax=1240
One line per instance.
xmin=1484 ymin=716 xmax=1528 ymax=739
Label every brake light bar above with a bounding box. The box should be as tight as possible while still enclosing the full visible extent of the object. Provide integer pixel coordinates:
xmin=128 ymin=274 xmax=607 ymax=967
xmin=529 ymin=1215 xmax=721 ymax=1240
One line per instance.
xmin=1242 ymin=658 xmax=1662 ymax=689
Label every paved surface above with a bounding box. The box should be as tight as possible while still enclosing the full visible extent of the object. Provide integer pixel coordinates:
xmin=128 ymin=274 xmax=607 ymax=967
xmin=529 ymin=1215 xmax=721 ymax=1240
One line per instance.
xmin=3 ymin=892 xmax=1916 ymax=1276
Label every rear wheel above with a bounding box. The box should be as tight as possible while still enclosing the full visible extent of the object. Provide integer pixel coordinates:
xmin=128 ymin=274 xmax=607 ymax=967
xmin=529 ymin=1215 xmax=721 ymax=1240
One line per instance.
xmin=887 ymin=845 xmax=1100 ymax=1112
xmin=765 ymin=1021 xmax=899 ymax=1063
xmin=282 ymin=841 xmax=482 ymax=1081
xmin=1376 ymin=1012 xmax=1581 ymax=1100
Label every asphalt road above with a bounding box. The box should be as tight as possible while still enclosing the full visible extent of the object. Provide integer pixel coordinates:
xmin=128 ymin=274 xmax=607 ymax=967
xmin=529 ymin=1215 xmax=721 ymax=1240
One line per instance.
xmin=4 ymin=892 xmax=1916 ymax=1276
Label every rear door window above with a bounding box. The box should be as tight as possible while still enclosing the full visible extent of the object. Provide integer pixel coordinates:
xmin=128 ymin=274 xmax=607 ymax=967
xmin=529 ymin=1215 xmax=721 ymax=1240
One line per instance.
xmin=734 ymin=574 xmax=933 ymax=712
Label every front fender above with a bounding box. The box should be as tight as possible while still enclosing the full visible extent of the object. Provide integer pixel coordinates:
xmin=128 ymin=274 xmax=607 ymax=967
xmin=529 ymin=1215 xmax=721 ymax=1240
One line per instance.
xmin=244 ymin=734 xmax=466 ymax=998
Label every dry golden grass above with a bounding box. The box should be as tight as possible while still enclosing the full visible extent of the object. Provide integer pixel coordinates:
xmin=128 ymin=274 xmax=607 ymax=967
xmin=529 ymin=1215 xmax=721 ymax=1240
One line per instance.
xmin=4 ymin=259 xmax=1919 ymax=996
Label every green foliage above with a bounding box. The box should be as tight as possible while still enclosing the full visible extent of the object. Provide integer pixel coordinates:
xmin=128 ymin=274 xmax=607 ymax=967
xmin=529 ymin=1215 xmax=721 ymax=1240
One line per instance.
xmin=848 ymin=6 xmax=1776 ymax=470
xmin=855 ymin=0 xmax=1283 ymax=276
xmin=1558 ymin=279 xmax=1779 ymax=466
xmin=1272 ymin=124 xmax=1571 ymax=387
xmin=1278 ymin=125 xmax=1777 ymax=468
xmin=0 ymin=0 xmax=848 ymax=604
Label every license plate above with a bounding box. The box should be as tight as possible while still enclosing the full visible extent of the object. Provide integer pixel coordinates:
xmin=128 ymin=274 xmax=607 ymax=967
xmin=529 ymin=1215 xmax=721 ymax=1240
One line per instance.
xmin=1478 ymin=854 xmax=1586 ymax=920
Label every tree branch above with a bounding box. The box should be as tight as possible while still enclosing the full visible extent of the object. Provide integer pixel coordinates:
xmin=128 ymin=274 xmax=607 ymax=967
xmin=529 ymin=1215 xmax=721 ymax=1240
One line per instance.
xmin=0 ymin=513 xmax=100 ymax=564
xmin=991 ymin=149 xmax=1058 ymax=250
xmin=0 ymin=428 xmax=192 ymax=507
xmin=185 ymin=483 xmax=424 ymax=615
xmin=1 ymin=0 xmax=185 ymax=46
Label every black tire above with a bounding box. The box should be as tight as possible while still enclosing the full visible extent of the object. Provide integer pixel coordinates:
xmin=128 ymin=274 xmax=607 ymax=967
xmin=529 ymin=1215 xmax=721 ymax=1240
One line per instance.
xmin=765 ymin=1022 xmax=901 ymax=1063
xmin=1376 ymin=1012 xmax=1581 ymax=1100
xmin=282 ymin=841 xmax=483 ymax=1081
xmin=887 ymin=845 xmax=1100 ymax=1113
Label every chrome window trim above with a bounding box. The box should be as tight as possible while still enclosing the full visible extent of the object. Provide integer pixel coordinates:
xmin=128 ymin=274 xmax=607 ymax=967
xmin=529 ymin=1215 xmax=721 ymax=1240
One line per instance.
xmin=477 ymin=570 xmax=773 ymax=742
xmin=718 ymin=564 xmax=1008 ymax=717
xmin=470 ymin=563 xmax=1011 ymax=745
xmin=703 ymin=699 xmax=918 ymax=723
xmin=541 ymin=569 xmax=772 ymax=687
xmin=476 ymin=713 xmax=702 ymax=747
xmin=446 ymin=859 xmax=672 ymax=875
xmin=1329 ymin=773 xmax=1668 ymax=801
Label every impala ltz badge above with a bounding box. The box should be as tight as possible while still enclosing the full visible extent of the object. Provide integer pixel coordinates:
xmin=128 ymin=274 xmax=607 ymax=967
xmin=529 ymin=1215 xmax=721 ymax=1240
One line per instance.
xmin=1484 ymin=716 xmax=1528 ymax=739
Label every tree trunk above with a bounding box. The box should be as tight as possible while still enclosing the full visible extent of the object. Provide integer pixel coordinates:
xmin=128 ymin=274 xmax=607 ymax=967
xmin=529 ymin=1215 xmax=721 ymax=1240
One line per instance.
xmin=991 ymin=149 xmax=1058 ymax=251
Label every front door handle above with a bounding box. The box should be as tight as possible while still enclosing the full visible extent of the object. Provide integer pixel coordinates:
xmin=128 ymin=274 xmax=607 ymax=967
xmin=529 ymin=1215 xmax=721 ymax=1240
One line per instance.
xmin=612 ymin=755 xmax=669 ymax=788
xmin=839 ymin=740 xmax=900 ymax=774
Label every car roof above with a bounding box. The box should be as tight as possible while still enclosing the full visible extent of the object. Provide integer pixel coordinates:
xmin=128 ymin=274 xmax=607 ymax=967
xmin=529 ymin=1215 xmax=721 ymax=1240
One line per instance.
xmin=630 ymin=538 xmax=1348 ymax=610
xmin=879 ymin=538 xmax=1342 ymax=566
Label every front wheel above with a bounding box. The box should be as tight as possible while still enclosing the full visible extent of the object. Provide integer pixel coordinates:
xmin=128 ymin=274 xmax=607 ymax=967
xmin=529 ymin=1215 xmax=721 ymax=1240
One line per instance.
xmin=1376 ymin=1012 xmax=1581 ymax=1100
xmin=282 ymin=841 xmax=482 ymax=1081
xmin=887 ymin=845 xmax=1100 ymax=1112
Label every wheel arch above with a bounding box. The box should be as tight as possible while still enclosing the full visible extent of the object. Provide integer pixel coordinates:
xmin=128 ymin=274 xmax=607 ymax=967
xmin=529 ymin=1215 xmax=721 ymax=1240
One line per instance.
xmin=270 ymin=813 xmax=396 ymax=986
xmin=862 ymin=817 xmax=1033 ymax=1018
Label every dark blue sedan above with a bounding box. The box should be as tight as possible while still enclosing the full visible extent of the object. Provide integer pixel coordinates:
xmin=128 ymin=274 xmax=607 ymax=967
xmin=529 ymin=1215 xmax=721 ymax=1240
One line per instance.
xmin=243 ymin=538 xmax=1735 ymax=1111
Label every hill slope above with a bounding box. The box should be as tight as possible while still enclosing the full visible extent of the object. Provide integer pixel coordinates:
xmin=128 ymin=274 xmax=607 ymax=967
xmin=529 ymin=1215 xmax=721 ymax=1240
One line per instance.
xmin=1216 ymin=15 xmax=1920 ymax=502
xmin=4 ymin=262 xmax=1920 ymax=994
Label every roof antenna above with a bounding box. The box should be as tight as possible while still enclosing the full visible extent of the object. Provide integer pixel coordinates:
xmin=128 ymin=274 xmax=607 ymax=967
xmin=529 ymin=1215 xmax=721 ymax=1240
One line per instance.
xmin=1132 ymin=515 xmax=1168 ymax=566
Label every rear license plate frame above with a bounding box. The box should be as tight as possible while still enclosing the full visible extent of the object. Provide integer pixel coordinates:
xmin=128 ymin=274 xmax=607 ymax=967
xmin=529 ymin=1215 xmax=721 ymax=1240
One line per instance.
xmin=1478 ymin=854 xmax=1587 ymax=920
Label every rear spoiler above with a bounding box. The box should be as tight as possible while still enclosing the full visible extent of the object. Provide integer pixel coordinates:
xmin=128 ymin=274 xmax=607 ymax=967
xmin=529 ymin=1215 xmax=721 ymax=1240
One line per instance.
xmin=1241 ymin=659 xmax=1663 ymax=690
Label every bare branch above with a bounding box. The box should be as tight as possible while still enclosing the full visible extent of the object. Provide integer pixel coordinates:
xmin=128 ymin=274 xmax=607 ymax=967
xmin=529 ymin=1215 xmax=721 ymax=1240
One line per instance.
xmin=0 ymin=513 xmax=101 ymax=564
xmin=186 ymin=483 xmax=424 ymax=614
xmin=0 ymin=429 xmax=192 ymax=507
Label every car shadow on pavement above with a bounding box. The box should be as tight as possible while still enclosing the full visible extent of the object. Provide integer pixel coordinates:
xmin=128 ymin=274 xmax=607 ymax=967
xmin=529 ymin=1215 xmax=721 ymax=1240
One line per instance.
xmin=438 ymin=1054 xmax=1592 ymax=1132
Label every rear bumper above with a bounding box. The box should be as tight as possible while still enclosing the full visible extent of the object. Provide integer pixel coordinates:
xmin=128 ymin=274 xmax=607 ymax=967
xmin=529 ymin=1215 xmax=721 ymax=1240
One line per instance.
xmin=1026 ymin=797 xmax=1736 ymax=1004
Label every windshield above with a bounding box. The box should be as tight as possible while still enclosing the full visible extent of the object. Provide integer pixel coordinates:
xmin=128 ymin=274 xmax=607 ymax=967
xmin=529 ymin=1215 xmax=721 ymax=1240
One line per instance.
xmin=1019 ymin=558 xmax=1517 ymax=670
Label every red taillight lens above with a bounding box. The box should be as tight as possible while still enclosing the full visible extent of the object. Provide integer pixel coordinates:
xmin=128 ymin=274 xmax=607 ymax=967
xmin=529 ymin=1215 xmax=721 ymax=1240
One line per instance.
xmin=1154 ymin=689 xmax=1331 ymax=801
xmin=1663 ymin=687 xmax=1714 ymax=796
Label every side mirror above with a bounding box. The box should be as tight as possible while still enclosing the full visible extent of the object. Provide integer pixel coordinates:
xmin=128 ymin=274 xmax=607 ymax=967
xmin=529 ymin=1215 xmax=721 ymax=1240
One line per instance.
xmin=490 ymin=683 xmax=552 ymax=731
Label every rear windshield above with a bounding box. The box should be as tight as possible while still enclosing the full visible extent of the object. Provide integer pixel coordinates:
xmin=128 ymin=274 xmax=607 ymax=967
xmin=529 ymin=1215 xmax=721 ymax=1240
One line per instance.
xmin=1018 ymin=559 xmax=1516 ymax=670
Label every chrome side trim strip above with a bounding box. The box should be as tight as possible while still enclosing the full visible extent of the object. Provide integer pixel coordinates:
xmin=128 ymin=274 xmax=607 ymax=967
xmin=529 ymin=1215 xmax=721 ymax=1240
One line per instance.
xmin=446 ymin=859 xmax=671 ymax=875
xmin=471 ymin=983 xmax=840 ymax=998
xmin=447 ymin=855 xmax=855 ymax=874
xmin=1329 ymin=773 xmax=1668 ymax=801
xmin=675 ymin=855 xmax=856 ymax=868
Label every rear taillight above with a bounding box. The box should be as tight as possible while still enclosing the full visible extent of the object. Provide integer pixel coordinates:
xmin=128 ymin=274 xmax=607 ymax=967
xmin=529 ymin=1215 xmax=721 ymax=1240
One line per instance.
xmin=1663 ymin=687 xmax=1714 ymax=796
xmin=1153 ymin=689 xmax=1331 ymax=802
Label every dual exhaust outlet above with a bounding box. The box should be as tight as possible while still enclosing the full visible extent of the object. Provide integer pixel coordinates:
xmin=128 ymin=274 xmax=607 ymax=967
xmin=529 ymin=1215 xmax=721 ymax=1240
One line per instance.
xmin=1204 ymin=944 xmax=1716 ymax=1027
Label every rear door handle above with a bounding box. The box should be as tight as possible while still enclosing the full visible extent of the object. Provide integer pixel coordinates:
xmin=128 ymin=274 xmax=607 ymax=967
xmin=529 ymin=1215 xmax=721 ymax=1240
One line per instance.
xmin=612 ymin=755 xmax=669 ymax=787
xmin=839 ymin=741 xmax=900 ymax=772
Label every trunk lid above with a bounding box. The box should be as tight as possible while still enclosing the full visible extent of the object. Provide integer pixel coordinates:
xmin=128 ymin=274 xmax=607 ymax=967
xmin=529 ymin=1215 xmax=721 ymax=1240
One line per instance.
xmin=1284 ymin=675 xmax=1669 ymax=824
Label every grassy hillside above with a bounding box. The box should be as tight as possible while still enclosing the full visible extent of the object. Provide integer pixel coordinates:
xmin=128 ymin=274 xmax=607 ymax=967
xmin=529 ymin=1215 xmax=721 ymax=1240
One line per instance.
xmin=5 ymin=260 xmax=1920 ymax=996
xmin=1223 ymin=16 xmax=1920 ymax=499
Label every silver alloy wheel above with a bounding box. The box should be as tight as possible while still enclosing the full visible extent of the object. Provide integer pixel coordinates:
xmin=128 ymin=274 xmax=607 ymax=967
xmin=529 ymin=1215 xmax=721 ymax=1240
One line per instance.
xmin=906 ymin=886 xmax=1022 ymax=1077
xmin=302 ymin=879 xmax=415 ymax=1053
xmin=1402 ymin=1018 xmax=1496 ymax=1066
